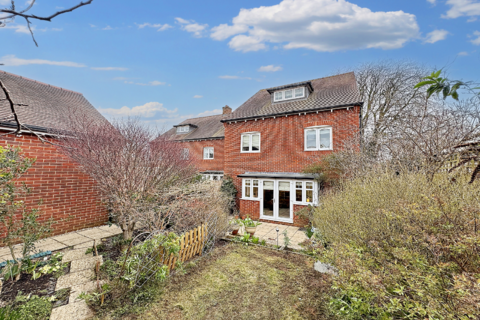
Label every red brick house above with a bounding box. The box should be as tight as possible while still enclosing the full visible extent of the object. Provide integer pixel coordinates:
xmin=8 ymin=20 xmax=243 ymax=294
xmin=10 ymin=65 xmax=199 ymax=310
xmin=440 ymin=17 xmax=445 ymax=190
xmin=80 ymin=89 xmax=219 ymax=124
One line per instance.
xmin=0 ymin=71 xmax=109 ymax=237
xmin=166 ymin=72 xmax=362 ymax=226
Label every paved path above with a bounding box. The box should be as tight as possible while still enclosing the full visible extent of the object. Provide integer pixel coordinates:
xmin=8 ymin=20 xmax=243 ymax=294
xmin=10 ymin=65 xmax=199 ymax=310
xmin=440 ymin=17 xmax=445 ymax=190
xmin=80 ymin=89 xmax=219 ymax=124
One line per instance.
xmin=0 ymin=225 xmax=122 ymax=264
xmin=235 ymin=222 xmax=309 ymax=249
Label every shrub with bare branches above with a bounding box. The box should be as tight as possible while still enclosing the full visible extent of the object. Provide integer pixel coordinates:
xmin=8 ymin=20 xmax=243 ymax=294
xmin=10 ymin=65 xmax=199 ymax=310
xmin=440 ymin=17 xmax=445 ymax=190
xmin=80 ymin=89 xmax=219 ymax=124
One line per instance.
xmin=56 ymin=118 xmax=197 ymax=240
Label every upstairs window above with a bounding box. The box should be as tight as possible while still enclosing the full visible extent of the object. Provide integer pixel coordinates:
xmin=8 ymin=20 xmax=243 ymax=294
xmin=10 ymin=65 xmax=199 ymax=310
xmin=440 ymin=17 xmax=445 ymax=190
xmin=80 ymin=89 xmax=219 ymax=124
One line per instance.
xmin=273 ymin=87 xmax=305 ymax=102
xmin=241 ymin=132 xmax=260 ymax=153
xmin=203 ymin=147 xmax=214 ymax=159
xmin=181 ymin=148 xmax=189 ymax=160
xmin=176 ymin=126 xmax=189 ymax=134
xmin=305 ymin=126 xmax=332 ymax=151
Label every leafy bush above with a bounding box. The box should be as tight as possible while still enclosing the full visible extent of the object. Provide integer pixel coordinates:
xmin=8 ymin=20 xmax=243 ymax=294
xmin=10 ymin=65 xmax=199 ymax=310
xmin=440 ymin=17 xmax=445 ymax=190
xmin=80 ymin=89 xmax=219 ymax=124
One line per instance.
xmin=220 ymin=175 xmax=237 ymax=213
xmin=313 ymin=169 xmax=480 ymax=319
xmin=12 ymin=295 xmax=52 ymax=320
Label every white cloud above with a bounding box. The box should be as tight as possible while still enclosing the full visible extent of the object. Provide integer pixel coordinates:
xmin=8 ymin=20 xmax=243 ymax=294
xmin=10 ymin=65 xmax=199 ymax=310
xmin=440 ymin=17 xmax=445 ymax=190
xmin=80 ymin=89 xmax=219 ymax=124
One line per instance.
xmin=137 ymin=23 xmax=173 ymax=31
xmin=0 ymin=0 xmax=11 ymax=4
xmin=193 ymin=95 xmax=203 ymax=98
xmin=113 ymin=77 xmax=128 ymax=81
xmin=196 ymin=109 xmax=222 ymax=117
xmin=91 ymin=67 xmax=128 ymax=71
xmin=471 ymin=31 xmax=480 ymax=45
xmin=103 ymin=25 xmax=113 ymax=30
xmin=89 ymin=24 xmax=96 ymax=28
xmin=443 ymin=0 xmax=480 ymax=19
xmin=122 ymin=80 xmax=167 ymax=86
xmin=427 ymin=0 xmax=436 ymax=4
xmin=175 ymin=17 xmax=208 ymax=38
xmin=219 ymin=75 xmax=252 ymax=80
xmin=0 ymin=55 xmax=86 ymax=67
xmin=458 ymin=51 xmax=469 ymax=55
xmin=99 ymin=102 xmax=177 ymax=118
xmin=1 ymin=24 xmax=31 ymax=34
xmin=424 ymin=29 xmax=449 ymax=43
xmin=210 ymin=0 xmax=419 ymax=52
xmin=258 ymin=65 xmax=283 ymax=72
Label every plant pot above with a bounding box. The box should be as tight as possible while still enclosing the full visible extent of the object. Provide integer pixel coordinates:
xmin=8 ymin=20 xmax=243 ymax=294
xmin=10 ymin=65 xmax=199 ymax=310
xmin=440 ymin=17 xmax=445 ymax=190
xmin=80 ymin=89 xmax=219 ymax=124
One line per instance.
xmin=231 ymin=225 xmax=240 ymax=235
xmin=245 ymin=226 xmax=257 ymax=235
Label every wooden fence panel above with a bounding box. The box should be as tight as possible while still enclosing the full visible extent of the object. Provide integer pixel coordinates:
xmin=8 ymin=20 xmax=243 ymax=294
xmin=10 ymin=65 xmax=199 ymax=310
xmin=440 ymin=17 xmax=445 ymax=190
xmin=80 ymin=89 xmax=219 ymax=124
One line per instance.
xmin=161 ymin=223 xmax=208 ymax=271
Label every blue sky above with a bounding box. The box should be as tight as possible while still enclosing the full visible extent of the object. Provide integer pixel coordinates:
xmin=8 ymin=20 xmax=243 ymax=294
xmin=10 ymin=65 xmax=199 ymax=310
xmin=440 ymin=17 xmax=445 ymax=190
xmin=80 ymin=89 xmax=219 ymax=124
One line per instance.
xmin=1 ymin=0 xmax=480 ymax=129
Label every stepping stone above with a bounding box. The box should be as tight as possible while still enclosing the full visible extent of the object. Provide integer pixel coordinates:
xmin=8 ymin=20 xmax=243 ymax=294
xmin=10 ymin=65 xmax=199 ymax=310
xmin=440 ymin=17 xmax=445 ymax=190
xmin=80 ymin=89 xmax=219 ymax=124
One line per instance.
xmin=70 ymin=256 xmax=103 ymax=273
xmin=50 ymin=301 xmax=94 ymax=320
xmin=62 ymin=249 xmax=93 ymax=262
xmin=69 ymin=280 xmax=106 ymax=303
xmin=56 ymin=269 xmax=95 ymax=290
xmin=74 ymin=241 xmax=95 ymax=250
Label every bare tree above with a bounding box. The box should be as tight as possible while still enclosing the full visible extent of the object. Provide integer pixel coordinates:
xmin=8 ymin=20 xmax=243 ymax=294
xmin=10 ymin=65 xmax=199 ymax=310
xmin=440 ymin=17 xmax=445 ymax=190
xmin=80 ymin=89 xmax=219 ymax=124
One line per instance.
xmin=353 ymin=60 xmax=430 ymax=157
xmin=0 ymin=0 xmax=93 ymax=46
xmin=56 ymin=118 xmax=197 ymax=240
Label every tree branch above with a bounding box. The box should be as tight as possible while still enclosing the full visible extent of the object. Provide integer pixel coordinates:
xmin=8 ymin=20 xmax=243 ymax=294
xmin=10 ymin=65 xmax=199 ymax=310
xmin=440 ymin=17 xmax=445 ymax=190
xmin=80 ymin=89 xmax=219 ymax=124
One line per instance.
xmin=0 ymin=79 xmax=21 ymax=134
xmin=1 ymin=0 xmax=93 ymax=22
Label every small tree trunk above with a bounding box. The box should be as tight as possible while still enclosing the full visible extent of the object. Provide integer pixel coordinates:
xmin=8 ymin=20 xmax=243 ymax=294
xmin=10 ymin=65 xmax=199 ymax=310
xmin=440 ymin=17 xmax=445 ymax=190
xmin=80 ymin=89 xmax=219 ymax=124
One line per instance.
xmin=122 ymin=221 xmax=136 ymax=240
xmin=7 ymin=244 xmax=22 ymax=281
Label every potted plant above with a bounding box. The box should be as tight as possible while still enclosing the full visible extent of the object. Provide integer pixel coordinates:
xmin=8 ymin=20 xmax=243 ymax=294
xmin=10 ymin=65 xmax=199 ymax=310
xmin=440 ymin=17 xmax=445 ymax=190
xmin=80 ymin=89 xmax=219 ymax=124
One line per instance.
xmin=240 ymin=216 xmax=262 ymax=236
xmin=229 ymin=218 xmax=241 ymax=235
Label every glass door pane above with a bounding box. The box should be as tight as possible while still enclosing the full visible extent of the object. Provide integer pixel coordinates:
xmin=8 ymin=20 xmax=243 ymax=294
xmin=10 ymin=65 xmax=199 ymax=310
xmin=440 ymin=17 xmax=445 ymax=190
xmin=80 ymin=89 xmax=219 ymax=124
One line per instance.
xmin=262 ymin=181 xmax=274 ymax=217
xmin=277 ymin=181 xmax=291 ymax=219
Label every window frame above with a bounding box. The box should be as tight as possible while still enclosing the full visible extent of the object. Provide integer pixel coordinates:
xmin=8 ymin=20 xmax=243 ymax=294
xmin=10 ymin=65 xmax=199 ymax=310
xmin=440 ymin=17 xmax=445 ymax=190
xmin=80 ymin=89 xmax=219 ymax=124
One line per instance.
xmin=273 ymin=87 xmax=305 ymax=102
xmin=240 ymin=132 xmax=261 ymax=153
xmin=242 ymin=179 xmax=260 ymax=200
xmin=293 ymin=181 xmax=317 ymax=205
xmin=203 ymin=147 xmax=214 ymax=160
xmin=304 ymin=126 xmax=333 ymax=151
xmin=176 ymin=126 xmax=189 ymax=134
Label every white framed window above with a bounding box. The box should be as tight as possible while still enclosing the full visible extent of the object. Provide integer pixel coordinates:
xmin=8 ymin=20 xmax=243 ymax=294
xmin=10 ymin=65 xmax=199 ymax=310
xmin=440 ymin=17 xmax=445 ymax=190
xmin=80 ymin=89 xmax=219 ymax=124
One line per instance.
xmin=176 ymin=126 xmax=189 ymax=134
xmin=181 ymin=148 xmax=189 ymax=160
xmin=241 ymin=132 xmax=260 ymax=153
xmin=273 ymin=87 xmax=305 ymax=102
xmin=203 ymin=147 xmax=214 ymax=159
xmin=202 ymin=174 xmax=223 ymax=181
xmin=305 ymin=126 xmax=332 ymax=151
xmin=294 ymin=181 xmax=316 ymax=204
xmin=243 ymin=179 xmax=259 ymax=199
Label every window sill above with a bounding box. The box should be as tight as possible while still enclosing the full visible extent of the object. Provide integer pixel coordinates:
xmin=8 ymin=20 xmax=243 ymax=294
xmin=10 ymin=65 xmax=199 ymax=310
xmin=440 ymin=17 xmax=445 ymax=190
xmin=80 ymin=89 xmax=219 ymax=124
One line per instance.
xmin=240 ymin=151 xmax=261 ymax=154
xmin=203 ymin=158 xmax=214 ymax=160
xmin=240 ymin=198 xmax=260 ymax=201
xmin=293 ymin=202 xmax=317 ymax=206
xmin=304 ymin=148 xmax=333 ymax=152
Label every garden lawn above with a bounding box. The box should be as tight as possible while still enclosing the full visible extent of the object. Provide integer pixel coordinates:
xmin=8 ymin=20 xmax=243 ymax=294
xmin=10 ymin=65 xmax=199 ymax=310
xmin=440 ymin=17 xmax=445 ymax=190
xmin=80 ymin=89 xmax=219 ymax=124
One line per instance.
xmin=126 ymin=242 xmax=332 ymax=320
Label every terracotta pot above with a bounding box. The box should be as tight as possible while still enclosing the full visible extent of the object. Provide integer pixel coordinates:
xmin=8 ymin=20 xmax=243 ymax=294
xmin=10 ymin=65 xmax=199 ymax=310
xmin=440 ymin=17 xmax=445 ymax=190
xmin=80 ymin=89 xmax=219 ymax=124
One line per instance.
xmin=231 ymin=224 xmax=240 ymax=235
xmin=245 ymin=226 xmax=257 ymax=235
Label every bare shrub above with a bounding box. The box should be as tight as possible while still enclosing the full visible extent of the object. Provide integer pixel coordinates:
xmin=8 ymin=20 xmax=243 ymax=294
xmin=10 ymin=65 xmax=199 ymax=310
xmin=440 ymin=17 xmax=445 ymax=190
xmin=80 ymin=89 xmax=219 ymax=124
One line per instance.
xmin=57 ymin=118 xmax=197 ymax=240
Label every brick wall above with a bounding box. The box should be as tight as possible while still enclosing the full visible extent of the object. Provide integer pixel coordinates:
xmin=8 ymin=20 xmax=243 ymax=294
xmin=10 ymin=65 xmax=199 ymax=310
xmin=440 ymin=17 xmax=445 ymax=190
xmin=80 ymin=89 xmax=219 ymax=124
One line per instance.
xmin=180 ymin=138 xmax=225 ymax=172
xmin=0 ymin=132 xmax=108 ymax=239
xmin=225 ymin=106 xmax=361 ymax=226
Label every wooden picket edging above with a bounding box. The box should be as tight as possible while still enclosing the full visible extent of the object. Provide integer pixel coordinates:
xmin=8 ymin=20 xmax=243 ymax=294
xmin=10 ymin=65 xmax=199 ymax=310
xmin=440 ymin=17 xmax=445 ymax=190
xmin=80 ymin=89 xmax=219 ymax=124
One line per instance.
xmin=162 ymin=224 xmax=208 ymax=271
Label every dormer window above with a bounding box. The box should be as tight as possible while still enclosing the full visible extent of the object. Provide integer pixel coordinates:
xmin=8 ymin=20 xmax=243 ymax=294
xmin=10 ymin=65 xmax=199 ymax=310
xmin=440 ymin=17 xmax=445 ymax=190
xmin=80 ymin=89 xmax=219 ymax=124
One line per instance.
xmin=176 ymin=126 xmax=189 ymax=134
xmin=273 ymin=87 xmax=305 ymax=102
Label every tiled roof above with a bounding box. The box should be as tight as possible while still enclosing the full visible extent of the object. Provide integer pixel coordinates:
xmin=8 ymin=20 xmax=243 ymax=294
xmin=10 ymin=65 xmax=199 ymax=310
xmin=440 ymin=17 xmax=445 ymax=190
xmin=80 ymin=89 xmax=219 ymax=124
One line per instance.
xmin=169 ymin=72 xmax=361 ymax=140
xmin=223 ymin=72 xmax=361 ymax=121
xmin=0 ymin=71 xmax=108 ymax=132
xmin=166 ymin=113 xmax=227 ymax=141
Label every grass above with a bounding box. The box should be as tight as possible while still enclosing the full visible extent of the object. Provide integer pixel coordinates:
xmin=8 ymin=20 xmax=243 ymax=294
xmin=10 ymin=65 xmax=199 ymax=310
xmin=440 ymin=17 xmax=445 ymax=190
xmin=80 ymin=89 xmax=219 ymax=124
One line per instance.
xmin=111 ymin=242 xmax=333 ymax=320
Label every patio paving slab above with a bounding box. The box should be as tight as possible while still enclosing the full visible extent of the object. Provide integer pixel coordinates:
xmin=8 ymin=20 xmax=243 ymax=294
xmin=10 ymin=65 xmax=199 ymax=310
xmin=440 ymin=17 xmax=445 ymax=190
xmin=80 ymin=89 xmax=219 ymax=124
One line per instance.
xmin=69 ymin=280 xmax=106 ymax=303
xmin=74 ymin=241 xmax=95 ymax=250
xmin=70 ymin=256 xmax=103 ymax=273
xmin=50 ymin=300 xmax=94 ymax=320
xmin=56 ymin=269 xmax=95 ymax=290
xmin=76 ymin=229 xmax=113 ymax=240
xmin=62 ymin=249 xmax=93 ymax=263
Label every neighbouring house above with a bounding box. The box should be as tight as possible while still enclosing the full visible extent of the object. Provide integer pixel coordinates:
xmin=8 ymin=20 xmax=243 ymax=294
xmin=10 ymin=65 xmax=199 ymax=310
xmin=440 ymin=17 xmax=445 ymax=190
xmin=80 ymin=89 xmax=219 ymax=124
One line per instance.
xmin=166 ymin=72 xmax=362 ymax=226
xmin=0 ymin=71 xmax=109 ymax=238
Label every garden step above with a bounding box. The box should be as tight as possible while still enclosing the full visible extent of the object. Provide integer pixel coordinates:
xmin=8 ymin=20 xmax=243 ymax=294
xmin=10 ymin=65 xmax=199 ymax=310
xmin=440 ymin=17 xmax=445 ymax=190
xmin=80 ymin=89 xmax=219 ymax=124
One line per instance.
xmin=69 ymin=280 xmax=106 ymax=303
xmin=70 ymin=256 xmax=103 ymax=273
xmin=50 ymin=300 xmax=94 ymax=320
xmin=56 ymin=269 xmax=95 ymax=290
xmin=62 ymin=249 xmax=93 ymax=263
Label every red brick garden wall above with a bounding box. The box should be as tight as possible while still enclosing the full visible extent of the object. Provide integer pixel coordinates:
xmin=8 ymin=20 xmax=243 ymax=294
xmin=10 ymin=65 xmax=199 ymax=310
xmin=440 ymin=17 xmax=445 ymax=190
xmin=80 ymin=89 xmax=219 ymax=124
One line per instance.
xmin=225 ymin=106 xmax=361 ymax=226
xmin=0 ymin=132 xmax=108 ymax=240
xmin=180 ymin=138 xmax=225 ymax=172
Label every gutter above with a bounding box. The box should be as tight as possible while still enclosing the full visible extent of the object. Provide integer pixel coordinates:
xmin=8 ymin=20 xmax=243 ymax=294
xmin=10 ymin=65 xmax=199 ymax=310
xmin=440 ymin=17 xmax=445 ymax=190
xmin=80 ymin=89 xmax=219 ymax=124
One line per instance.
xmin=221 ymin=102 xmax=364 ymax=123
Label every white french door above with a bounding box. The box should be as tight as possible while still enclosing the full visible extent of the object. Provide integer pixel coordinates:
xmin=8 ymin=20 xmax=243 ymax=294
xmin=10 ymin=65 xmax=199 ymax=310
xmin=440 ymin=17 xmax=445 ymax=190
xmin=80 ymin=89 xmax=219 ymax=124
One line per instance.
xmin=260 ymin=180 xmax=293 ymax=223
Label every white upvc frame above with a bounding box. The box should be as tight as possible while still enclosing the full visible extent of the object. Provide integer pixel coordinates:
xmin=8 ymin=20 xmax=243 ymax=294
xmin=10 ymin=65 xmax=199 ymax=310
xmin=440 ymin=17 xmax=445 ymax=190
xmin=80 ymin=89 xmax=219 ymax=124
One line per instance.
xmin=181 ymin=148 xmax=190 ymax=160
xmin=304 ymin=126 xmax=333 ymax=151
xmin=176 ymin=126 xmax=189 ymax=134
xmin=242 ymin=179 xmax=260 ymax=200
xmin=202 ymin=173 xmax=223 ymax=181
xmin=273 ymin=87 xmax=305 ymax=102
xmin=240 ymin=132 xmax=261 ymax=153
xmin=293 ymin=181 xmax=317 ymax=205
xmin=203 ymin=147 xmax=214 ymax=159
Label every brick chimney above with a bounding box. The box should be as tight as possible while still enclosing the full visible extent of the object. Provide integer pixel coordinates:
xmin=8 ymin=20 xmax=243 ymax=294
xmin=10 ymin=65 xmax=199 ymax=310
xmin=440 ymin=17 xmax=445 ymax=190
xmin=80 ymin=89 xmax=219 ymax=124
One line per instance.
xmin=222 ymin=105 xmax=232 ymax=114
